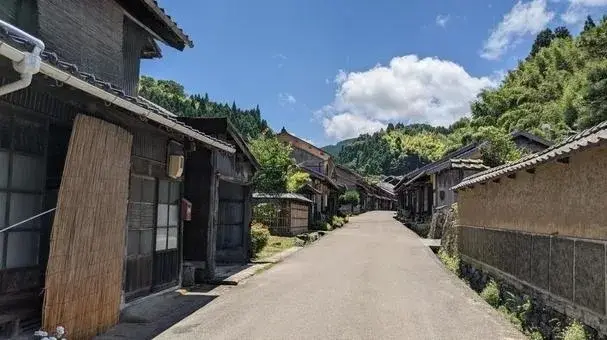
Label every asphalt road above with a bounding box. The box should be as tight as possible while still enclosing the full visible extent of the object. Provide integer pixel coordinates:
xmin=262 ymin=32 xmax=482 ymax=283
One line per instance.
xmin=156 ymin=211 xmax=524 ymax=340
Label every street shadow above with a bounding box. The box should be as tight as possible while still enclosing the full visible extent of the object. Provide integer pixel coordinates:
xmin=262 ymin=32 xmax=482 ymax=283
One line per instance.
xmin=95 ymin=288 xmax=219 ymax=340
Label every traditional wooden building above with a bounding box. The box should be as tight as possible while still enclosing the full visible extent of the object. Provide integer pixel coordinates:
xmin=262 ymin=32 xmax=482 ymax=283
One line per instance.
xmin=0 ymin=2 xmax=236 ymax=338
xmin=252 ymin=193 xmax=312 ymax=236
xmin=178 ymin=118 xmax=258 ymax=277
xmin=334 ymin=164 xmax=365 ymax=213
xmin=277 ymin=128 xmax=340 ymax=220
xmin=453 ymin=121 xmax=607 ymax=334
xmin=394 ymin=131 xmax=551 ymax=220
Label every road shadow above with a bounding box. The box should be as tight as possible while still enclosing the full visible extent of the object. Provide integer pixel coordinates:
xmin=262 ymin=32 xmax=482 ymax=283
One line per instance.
xmin=95 ymin=287 xmax=218 ymax=340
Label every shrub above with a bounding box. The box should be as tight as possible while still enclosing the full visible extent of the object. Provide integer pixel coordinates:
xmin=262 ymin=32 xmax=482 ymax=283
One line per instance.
xmin=438 ymin=249 xmax=460 ymax=276
xmin=480 ymin=279 xmax=501 ymax=308
xmin=331 ymin=216 xmax=345 ymax=228
xmin=250 ymin=223 xmax=270 ymax=255
xmin=324 ymin=222 xmax=333 ymax=231
xmin=562 ymin=320 xmax=588 ymax=340
xmin=529 ymin=331 xmax=544 ymax=340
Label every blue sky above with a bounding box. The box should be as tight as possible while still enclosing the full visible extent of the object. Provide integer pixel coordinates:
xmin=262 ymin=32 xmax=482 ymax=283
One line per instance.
xmin=142 ymin=0 xmax=607 ymax=146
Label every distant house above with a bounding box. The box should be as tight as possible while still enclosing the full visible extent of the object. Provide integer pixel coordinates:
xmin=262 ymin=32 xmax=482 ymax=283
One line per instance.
xmin=453 ymin=121 xmax=607 ymax=333
xmin=394 ymin=131 xmax=551 ymax=220
xmin=277 ymin=128 xmax=340 ymax=220
xmin=252 ymin=193 xmax=312 ymax=236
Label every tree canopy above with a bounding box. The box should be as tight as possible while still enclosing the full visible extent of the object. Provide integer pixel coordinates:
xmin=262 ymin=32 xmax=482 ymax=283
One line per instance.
xmin=139 ymin=76 xmax=269 ymax=139
xmin=249 ymin=134 xmax=310 ymax=193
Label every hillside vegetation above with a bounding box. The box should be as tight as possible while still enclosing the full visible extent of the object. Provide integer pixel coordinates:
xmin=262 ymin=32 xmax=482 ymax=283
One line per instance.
xmin=139 ymin=76 xmax=269 ymax=139
xmin=333 ymin=17 xmax=607 ymax=176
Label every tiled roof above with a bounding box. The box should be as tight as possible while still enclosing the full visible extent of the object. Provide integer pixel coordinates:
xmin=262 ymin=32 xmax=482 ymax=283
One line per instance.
xmin=450 ymin=158 xmax=489 ymax=171
xmin=301 ymin=166 xmax=339 ymax=189
xmin=253 ymin=193 xmax=313 ymax=204
xmin=394 ymin=142 xmax=479 ymax=191
xmin=453 ymin=121 xmax=607 ymax=190
xmin=141 ymin=0 xmax=193 ymax=48
xmin=0 ymin=30 xmax=234 ymax=152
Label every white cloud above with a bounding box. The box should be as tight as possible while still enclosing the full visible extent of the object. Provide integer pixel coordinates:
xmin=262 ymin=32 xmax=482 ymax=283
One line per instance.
xmin=436 ymin=14 xmax=450 ymax=27
xmin=323 ymin=114 xmax=386 ymax=140
xmin=319 ymin=55 xmax=494 ymax=140
xmin=278 ymin=92 xmax=296 ymax=105
xmin=562 ymin=0 xmax=607 ymax=24
xmin=481 ymin=0 xmax=554 ymax=60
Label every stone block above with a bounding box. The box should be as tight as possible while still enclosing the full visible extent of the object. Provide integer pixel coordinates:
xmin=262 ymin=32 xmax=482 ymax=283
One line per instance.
xmin=574 ymin=240 xmax=605 ymax=314
xmin=500 ymin=230 xmax=517 ymax=275
xmin=484 ymin=229 xmax=498 ymax=267
xmin=531 ymin=235 xmax=550 ymax=290
xmin=549 ymin=237 xmax=574 ymax=301
xmin=515 ymin=233 xmax=532 ymax=283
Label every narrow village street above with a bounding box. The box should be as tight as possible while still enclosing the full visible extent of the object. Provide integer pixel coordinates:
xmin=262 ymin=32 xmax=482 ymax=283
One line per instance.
xmin=155 ymin=211 xmax=524 ymax=340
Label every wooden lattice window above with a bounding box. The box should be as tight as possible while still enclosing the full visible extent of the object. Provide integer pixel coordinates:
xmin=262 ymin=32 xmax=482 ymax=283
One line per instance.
xmin=156 ymin=180 xmax=180 ymax=251
xmin=0 ymin=112 xmax=47 ymax=269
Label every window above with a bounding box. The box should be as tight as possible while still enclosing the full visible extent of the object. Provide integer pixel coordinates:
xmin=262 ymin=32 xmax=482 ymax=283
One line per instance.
xmin=155 ymin=180 xmax=180 ymax=251
xmin=0 ymin=112 xmax=48 ymax=269
xmin=127 ymin=176 xmax=156 ymax=256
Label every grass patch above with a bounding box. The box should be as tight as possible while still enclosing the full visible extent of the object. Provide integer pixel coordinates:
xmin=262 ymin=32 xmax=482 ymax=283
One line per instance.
xmin=480 ymin=279 xmax=501 ymax=308
xmin=438 ymin=249 xmax=460 ymax=276
xmin=254 ymin=235 xmax=296 ymax=260
xmin=562 ymin=320 xmax=588 ymax=340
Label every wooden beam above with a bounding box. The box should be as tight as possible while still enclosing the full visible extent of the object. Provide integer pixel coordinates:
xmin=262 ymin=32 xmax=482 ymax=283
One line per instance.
xmin=217 ymin=173 xmax=252 ymax=185
xmin=557 ymin=157 xmax=570 ymax=164
xmin=205 ymin=153 xmax=219 ymax=280
xmin=526 ymin=168 xmax=536 ymax=174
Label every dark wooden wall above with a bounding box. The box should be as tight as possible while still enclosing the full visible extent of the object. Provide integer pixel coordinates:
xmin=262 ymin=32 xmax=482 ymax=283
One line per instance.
xmin=122 ymin=17 xmax=147 ymax=96
xmin=183 ymin=148 xmax=213 ymax=262
xmin=38 ymin=0 xmax=123 ymax=86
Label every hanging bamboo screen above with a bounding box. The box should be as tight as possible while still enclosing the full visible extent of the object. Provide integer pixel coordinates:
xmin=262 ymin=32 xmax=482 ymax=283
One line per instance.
xmin=42 ymin=114 xmax=133 ymax=339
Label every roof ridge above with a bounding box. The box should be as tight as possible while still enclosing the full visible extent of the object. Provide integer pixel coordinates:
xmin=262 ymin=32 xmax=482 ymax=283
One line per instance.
xmin=453 ymin=121 xmax=607 ymax=190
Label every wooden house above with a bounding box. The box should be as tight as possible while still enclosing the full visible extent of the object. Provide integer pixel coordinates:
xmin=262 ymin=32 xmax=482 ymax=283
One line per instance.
xmin=453 ymin=121 xmax=607 ymax=333
xmin=334 ymin=164 xmax=367 ymax=213
xmin=0 ymin=2 xmax=235 ymax=338
xmin=277 ymin=128 xmax=340 ymax=220
xmin=252 ymin=193 xmax=312 ymax=236
xmin=178 ymin=117 xmax=258 ymax=276
xmin=394 ymin=131 xmax=551 ymax=221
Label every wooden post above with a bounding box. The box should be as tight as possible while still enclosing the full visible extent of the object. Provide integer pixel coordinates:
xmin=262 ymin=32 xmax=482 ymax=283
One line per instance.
xmin=243 ymin=185 xmax=252 ymax=261
xmin=205 ymin=152 xmax=219 ymax=279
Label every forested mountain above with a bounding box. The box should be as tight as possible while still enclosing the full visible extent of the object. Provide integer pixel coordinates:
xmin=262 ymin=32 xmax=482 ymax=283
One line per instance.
xmin=139 ymin=76 xmax=269 ymax=139
xmin=333 ymin=16 xmax=607 ymax=176
xmin=321 ymin=138 xmax=357 ymax=156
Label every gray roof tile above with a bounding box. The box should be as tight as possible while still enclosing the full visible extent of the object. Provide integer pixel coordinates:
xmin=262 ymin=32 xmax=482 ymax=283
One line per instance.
xmin=0 ymin=30 xmax=234 ymax=152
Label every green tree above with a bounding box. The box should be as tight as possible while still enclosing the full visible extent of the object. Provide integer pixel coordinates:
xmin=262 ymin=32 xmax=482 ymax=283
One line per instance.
xmin=554 ymin=26 xmax=571 ymax=40
xmin=139 ymin=76 xmax=269 ymax=139
xmin=583 ymin=15 xmax=596 ymax=33
xmin=529 ymin=28 xmax=554 ymax=58
xmin=339 ymin=190 xmax=360 ymax=213
xmin=474 ymin=127 xmax=522 ymax=167
xmin=249 ymin=135 xmax=310 ymax=193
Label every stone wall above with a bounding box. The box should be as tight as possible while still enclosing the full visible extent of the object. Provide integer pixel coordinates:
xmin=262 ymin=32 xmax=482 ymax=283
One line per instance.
xmin=459 ymin=225 xmax=607 ymax=333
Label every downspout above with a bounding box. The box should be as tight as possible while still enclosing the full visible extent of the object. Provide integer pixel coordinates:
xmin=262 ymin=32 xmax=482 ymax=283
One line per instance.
xmin=0 ymin=20 xmax=44 ymax=96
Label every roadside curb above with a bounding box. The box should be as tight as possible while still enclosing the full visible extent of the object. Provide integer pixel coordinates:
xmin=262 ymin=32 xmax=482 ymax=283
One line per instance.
xmin=211 ymin=246 xmax=303 ymax=285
